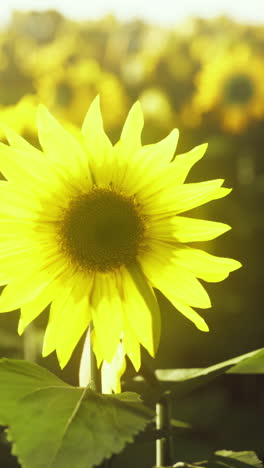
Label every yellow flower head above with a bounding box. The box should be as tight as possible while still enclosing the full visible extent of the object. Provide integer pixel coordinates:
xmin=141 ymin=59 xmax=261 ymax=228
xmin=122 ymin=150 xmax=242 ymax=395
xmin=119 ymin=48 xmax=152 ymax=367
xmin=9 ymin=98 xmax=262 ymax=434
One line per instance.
xmin=0 ymin=97 xmax=241 ymax=373
xmin=139 ymin=87 xmax=174 ymax=129
xmin=0 ymin=95 xmax=38 ymax=142
xmin=193 ymin=46 xmax=264 ymax=132
xmin=36 ymin=60 xmax=128 ymax=131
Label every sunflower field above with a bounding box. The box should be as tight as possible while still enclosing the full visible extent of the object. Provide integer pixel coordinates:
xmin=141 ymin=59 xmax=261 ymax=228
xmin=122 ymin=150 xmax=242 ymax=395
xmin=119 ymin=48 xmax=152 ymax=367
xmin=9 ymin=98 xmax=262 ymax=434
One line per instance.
xmin=0 ymin=10 xmax=263 ymax=468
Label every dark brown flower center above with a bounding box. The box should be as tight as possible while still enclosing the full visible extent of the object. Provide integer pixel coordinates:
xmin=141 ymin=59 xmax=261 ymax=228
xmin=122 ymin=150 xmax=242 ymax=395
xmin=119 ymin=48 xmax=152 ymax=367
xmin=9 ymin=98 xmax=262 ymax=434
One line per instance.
xmin=56 ymin=82 xmax=73 ymax=107
xmin=60 ymin=188 xmax=145 ymax=272
xmin=223 ymin=73 xmax=254 ymax=105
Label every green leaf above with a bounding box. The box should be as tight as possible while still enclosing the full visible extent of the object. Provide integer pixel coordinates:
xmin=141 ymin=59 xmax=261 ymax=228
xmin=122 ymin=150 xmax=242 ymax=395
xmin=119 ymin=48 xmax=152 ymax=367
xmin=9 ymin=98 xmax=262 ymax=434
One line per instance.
xmin=154 ymin=347 xmax=264 ymax=398
xmin=161 ymin=451 xmax=263 ymax=468
xmin=0 ymin=359 xmax=153 ymax=468
xmin=227 ymin=349 xmax=264 ymax=374
xmin=207 ymin=451 xmax=263 ymax=468
xmin=0 ymin=358 xmax=67 ymax=426
xmin=156 ymin=347 xmax=264 ymax=382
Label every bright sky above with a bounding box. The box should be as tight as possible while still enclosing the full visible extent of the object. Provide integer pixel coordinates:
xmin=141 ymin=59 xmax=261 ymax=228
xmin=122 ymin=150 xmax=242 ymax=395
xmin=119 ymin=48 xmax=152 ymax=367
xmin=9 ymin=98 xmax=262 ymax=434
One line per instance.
xmin=1 ymin=0 xmax=264 ymax=26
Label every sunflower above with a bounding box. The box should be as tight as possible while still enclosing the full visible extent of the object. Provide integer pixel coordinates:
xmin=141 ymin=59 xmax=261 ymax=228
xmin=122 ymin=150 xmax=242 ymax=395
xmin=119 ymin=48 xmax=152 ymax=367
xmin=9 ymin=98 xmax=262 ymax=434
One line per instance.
xmin=193 ymin=46 xmax=264 ymax=132
xmin=138 ymin=87 xmax=175 ymax=140
xmin=139 ymin=87 xmax=174 ymax=127
xmin=36 ymin=59 xmax=128 ymax=132
xmin=11 ymin=10 xmax=64 ymax=45
xmin=16 ymin=29 xmax=85 ymax=80
xmin=0 ymin=95 xmax=38 ymax=143
xmin=0 ymin=97 xmax=241 ymax=376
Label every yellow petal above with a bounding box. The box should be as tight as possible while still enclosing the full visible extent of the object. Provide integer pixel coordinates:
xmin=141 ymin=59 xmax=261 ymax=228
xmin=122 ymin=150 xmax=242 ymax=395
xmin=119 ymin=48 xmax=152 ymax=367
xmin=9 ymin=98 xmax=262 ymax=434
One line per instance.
xmin=135 ymin=143 xmax=207 ymax=201
xmin=213 ymin=187 xmax=232 ymax=200
xmin=101 ymin=342 xmax=126 ymax=394
xmin=81 ymin=96 xmax=113 ymax=185
xmin=42 ymin=274 xmax=75 ymax=357
xmin=0 ymin=181 xmax=42 ymax=219
xmin=2 ymin=123 xmax=40 ymax=154
xmin=91 ymin=273 xmax=123 ymax=363
xmin=118 ymin=129 xmax=179 ymax=196
xmin=123 ymin=316 xmax=141 ymax=371
xmin=150 ymin=216 xmax=231 ymax=243
xmin=0 ymin=218 xmax=34 ymax=231
xmin=91 ymin=329 xmax=103 ymax=369
xmin=56 ymin=276 xmax=92 ymax=368
xmin=143 ymin=179 xmax=231 ymax=216
xmin=0 ymin=270 xmax=13 ymax=286
xmin=0 ymin=152 xmax=63 ymax=201
xmin=125 ymin=263 xmax=160 ymax=357
xmin=171 ymin=143 xmax=208 ymax=184
xmin=0 ymin=245 xmax=56 ymax=282
xmin=172 ymin=216 xmax=231 ymax=242
xmin=120 ymin=101 xmax=144 ymax=151
xmin=136 ymin=129 xmax=179 ymax=167
xmin=170 ymin=300 xmax=209 ymax=332
xmin=110 ymin=101 xmax=144 ymax=188
xmin=0 ymin=240 xmax=62 ymax=281
xmin=0 ymin=141 xmax=52 ymax=186
xmin=37 ymin=104 xmax=90 ymax=183
xmin=173 ymin=246 xmax=242 ymax=283
xmin=0 ymin=250 xmax=40 ymax=284
xmin=0 ymin=257 xmax=66 ymax=312
xmin=0 ymin=223 xmax=55 ymax=251
xmin=18 ymin=281 xmax=59 ymax=335
xmin=141 ymin=246 xmax=211 ymax=309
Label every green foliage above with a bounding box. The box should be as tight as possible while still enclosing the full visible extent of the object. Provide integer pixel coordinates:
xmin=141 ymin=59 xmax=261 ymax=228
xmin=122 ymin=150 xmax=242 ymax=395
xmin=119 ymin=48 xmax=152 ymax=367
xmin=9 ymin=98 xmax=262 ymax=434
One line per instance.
xmin=0 ymin=359 xmax=153 ymax=468
xmin=2 ymin=350 xmax=262 ymax=467
xmin=154 ymin=347 xmax=264 ymax=399
xmin=155 ymin=451 xmax=263 ymax=468
xmin=209 ymin=451 xmax=263 ymax=468
xmin=227 ymin=349 xmax=264 ymax=374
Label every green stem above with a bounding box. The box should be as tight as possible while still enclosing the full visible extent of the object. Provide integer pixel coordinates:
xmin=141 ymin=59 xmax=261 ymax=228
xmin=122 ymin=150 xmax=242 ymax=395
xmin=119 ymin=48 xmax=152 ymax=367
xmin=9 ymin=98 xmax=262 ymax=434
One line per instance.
xmin=156 ymin=395 xmax=173 ymax=467
xmin=79 ymin=323 xmax=101 ymax=392
xmin=23 ymin=323 xmax=38 ymax=362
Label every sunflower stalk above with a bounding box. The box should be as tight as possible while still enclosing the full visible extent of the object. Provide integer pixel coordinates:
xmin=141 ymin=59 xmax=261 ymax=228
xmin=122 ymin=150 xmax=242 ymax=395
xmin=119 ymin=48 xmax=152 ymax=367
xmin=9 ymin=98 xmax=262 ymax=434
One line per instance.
xmin=79 ymin=323 xmax=101 ymax=392
xmin=156 ymin=394 xmax=173 ymax=467
xmin=23 ymin=323 xmax=38 ymax=362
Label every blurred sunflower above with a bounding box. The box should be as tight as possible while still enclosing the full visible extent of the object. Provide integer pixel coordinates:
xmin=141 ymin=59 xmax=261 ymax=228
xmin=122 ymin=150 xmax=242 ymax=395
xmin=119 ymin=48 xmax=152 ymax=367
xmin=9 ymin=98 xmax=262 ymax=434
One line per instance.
xmin=121 ymin=51 xmax=158 ymax=90
xmin=193 ymin=46 xmax=264 ymax=132
xmin=188 ymin=16 xmax=242 ymax=65
xmin=16 ymin=31 xmax=84 ymax=79
xmin=36 ymin=59 xmax=128 ymax=132
xmin=0 ymin=43 xmax=34 ymax=108
xmin=0 ymin=97 xmax=240 ymax=377
xmin=0 ymin=95 xmax=38 ymax=143
xmin=139 ymin=87 xmax=175 ymax=139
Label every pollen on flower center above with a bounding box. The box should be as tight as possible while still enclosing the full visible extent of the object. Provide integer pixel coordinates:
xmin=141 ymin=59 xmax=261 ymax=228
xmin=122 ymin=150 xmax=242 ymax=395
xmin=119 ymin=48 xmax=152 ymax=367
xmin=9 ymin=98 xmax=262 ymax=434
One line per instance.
xmin=60 ymin=187 xmax=145 ymax=272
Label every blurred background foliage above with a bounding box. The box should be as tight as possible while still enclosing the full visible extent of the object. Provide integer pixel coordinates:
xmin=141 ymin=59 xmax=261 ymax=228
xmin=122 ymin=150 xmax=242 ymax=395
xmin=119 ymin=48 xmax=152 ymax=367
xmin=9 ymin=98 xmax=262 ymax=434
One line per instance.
xmin=0 ymin=10 xmax=263 ymax=468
